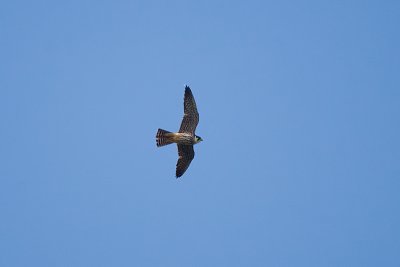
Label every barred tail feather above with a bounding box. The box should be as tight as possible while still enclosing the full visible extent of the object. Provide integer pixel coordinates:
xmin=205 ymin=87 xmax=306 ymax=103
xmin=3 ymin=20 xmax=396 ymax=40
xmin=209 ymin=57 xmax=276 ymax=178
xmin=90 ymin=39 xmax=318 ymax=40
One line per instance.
xmin=156 ymin=129 xmax=174 ymax=147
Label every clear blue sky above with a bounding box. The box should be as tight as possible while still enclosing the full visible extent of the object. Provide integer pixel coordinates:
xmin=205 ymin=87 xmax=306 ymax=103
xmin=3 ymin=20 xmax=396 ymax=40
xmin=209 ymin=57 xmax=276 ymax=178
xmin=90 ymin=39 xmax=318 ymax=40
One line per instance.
xmin=1 ymin=1 xmax=399 ymax=266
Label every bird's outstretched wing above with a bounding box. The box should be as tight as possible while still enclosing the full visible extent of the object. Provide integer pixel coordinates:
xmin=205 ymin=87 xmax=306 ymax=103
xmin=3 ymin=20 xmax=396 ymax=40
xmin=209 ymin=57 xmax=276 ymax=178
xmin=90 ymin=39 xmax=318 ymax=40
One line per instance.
xmin=179 ymin=86 xmax=199 ymax=134
xmin=176 ymin=144 xmax=195 ymax=178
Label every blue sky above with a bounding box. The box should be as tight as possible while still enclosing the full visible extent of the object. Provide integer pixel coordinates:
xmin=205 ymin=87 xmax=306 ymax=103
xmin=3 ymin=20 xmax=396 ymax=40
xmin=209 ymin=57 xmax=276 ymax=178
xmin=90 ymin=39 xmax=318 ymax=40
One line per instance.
xmin=1 ymin=1 xmax=399 ymax=266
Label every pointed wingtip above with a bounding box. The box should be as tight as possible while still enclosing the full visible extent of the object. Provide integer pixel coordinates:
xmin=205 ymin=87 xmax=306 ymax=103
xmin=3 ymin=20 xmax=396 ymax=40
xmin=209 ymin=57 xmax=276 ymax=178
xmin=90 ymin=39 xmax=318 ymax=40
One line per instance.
xmin=176 ymin=169 xmax=183 ymax=178
xmin=184 ymin=85 xmax=192 ymax=96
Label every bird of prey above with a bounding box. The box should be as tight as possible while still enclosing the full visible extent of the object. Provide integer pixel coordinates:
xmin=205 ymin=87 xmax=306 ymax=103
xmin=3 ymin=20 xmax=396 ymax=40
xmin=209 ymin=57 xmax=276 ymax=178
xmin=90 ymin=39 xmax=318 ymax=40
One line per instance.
xmin=156 ymin=85 xmax=202 ymax=178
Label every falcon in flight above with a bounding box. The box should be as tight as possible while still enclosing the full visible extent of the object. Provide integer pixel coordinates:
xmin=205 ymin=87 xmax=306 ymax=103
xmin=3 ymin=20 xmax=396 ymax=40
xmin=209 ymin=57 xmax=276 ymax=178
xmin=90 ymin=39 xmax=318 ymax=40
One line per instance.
xmin=156 ymin=85 xmax=202 ymax=178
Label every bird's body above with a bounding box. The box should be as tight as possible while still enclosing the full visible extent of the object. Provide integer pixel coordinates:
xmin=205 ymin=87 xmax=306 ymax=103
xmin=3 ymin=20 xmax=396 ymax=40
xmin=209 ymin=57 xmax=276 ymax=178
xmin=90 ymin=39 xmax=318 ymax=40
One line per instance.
xmin=156 ymin=131 xmax=200 ymax=146
xmin=156 ymin=86 xmax=202 ymax=178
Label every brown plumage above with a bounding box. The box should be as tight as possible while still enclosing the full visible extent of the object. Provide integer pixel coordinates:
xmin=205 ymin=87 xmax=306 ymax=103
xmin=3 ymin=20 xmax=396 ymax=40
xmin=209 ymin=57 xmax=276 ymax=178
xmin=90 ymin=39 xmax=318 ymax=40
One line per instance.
xmin=156 ymin=85 xmax=202 ymax=178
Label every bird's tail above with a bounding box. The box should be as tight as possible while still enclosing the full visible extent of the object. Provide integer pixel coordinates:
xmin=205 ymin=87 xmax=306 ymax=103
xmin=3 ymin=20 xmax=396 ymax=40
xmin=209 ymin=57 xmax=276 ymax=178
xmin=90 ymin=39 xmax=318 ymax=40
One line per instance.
xmin=156 ymin=129 xmax=174 ymax=147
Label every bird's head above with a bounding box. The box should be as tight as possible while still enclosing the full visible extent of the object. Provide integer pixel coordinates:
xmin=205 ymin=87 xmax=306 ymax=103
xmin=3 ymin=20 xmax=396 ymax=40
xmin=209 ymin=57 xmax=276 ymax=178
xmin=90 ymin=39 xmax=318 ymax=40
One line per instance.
xmin=195 ymin=135 xmax=203 ymax=144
